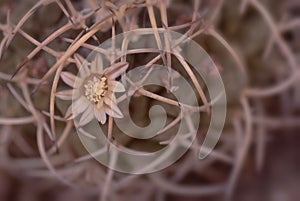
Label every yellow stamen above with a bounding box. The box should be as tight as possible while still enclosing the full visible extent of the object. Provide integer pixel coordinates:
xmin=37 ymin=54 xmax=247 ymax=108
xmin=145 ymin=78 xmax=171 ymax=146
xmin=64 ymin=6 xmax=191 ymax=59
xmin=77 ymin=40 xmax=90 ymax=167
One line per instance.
xmin=84 ymin=76 xmax=108 ymax=103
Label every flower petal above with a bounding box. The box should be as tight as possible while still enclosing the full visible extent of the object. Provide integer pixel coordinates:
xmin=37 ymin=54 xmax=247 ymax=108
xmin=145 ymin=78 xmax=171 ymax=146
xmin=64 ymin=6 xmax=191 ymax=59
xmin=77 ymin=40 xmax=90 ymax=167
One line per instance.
xmin=61 ymin=71 xmax=77 ymax=87
xmin=94 ymin=106 xmax=107 ymax=124
xmin=74 ymin=53 xmax=90 ymax=77
xmin=108 ymin=80 xmax=125 ymax=92
xmin=65 ymin=105 xmax=73 ymax=119
xmin=104 ymin=62 xmax=128 ymax=79
xmin=79 ymin=104 xmax=94 ymax=126
xmin=105 ymin=107 xmax=123 ymax=119
xmin=55 ymin=89 xmax=74 ymax=100
xmin=103 ymin=96 xmax=115 ymax=107
xmin=91 ymin=54 xmax=103 ymax=73
xmin=65 ymin=97 xmax=90 ymax=120
xmin=74 ymin=97 xmax=90 ymax=115
xmin=110 ymin=93 xmax=117 ymax=102
xmin=105 ymin=91 xmax=116 ymax=102
xmin=104 ymin=102 xmax=123 ymax=118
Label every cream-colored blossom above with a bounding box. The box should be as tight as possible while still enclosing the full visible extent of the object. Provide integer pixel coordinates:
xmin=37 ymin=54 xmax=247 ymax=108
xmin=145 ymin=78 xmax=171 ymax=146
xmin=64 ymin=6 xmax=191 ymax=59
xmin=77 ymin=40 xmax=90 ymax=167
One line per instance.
xmin=56 ymin=54 xmax=128 ymax=126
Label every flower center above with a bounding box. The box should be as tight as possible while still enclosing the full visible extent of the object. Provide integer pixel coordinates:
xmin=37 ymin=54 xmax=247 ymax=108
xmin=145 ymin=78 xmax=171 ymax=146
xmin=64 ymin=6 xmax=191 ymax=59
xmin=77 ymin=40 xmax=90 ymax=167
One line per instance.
xmin=84 ymin=76 xmax=108 ymax=103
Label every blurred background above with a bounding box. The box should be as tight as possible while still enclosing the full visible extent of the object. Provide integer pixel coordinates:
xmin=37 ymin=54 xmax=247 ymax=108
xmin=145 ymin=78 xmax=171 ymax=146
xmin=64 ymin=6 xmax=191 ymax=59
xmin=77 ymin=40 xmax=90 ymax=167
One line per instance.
xmin=0 ymin=0 xmax=299 ymax=200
